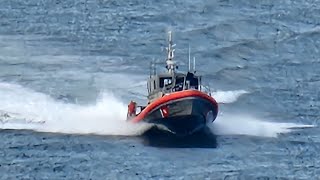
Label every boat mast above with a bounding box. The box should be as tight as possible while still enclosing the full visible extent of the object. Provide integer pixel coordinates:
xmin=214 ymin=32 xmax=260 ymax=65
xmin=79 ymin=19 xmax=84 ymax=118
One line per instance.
xmin=166 ymin=31 xmax=177 ymax=74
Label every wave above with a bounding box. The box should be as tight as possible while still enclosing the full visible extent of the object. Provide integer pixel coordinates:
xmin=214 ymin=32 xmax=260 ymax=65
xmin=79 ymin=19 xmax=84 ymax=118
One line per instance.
xmin=210 ymin=114 xmax=315 ymax=138
xmin=0 ymin=82 xmax=314 ymax=138
xmin=0 ymin=82 xmax=151 ymax=136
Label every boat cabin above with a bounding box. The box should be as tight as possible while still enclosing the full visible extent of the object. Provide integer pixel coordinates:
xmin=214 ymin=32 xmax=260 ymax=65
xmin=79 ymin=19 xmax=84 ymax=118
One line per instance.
xmin=147 ymin=72 xmax=202 ymax=103
xmin=145 ymin=31 xmax=203 ymax=104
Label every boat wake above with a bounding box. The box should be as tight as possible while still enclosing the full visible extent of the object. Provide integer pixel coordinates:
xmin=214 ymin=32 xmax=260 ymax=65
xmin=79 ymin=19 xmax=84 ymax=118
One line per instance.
xmin=210 ymin=114 xmax=315 ymax=138
xmin=0 ymin=82 xmax=315 ymax=138
xmin=211 ymin=90 xmax=249 ymax=104
xmin=0 ymin=82 xmax=151 ymax=136
xmin=208 ymin=89 xmax=315 ymax=137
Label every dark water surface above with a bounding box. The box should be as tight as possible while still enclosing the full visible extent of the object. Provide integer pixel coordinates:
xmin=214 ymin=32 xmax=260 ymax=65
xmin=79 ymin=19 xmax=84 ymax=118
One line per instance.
xmin=0 ymin=0 xmax=320 ymax=179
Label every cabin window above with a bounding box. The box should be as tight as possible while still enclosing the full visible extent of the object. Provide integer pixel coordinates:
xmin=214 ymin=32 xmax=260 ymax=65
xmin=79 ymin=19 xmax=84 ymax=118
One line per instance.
xmin=173 ymin=77 xmax=184 ymax=91
xmin=153 ymin=80 xmax=156 ymax=90
xmin=159 ymin=77 xmax=172 ymax=88
xmin=176 ymin=77 xmax=184 ymax=85
xmin=189 ymin=77 xmax=199 ymax=89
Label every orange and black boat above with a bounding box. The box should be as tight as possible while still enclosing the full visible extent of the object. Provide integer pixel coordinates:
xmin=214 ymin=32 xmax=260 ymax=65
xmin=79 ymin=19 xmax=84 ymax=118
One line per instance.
xmin=127 ymin=31 xmax=218 ymax=136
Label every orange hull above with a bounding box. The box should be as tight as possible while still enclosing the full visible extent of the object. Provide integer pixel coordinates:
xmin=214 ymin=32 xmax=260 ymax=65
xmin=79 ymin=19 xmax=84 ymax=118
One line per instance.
xmin=130 ymin=90 xmax=218 ymax=124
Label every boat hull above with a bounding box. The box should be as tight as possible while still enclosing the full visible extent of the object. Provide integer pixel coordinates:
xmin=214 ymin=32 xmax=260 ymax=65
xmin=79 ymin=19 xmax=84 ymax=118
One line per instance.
xmin=129 ymin=90 xmax=218 ymax=136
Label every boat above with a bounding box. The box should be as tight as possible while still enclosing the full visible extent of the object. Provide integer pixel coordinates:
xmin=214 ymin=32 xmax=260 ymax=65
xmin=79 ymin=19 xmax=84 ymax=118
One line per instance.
xmin=127 ymin=31 xmax=218 ymax=136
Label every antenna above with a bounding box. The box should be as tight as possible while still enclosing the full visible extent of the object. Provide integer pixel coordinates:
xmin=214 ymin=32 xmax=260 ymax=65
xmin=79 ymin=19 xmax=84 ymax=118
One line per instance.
xmin=193 ymin=56 xmax=196 ymax=72
xmin=188 ymin=44 xmax=191 ymax=71
xmin=149 ymin=61 xmax=152 ymax=77
xmin=165 ymin=31 xmax=177 ymax=74
xmin=150 ymin=58 xmax=156 ymax=76
xmin=154 ymin=59 xmax=157 ymax=75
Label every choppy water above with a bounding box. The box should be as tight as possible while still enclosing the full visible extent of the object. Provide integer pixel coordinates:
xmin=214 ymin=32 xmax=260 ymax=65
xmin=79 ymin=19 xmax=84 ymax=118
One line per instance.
xmin=0 ymin=0 xmax=319 ymax=179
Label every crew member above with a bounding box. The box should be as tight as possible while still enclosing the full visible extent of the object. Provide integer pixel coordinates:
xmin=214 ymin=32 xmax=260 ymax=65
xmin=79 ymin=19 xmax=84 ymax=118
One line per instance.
xmin=127 ymin=100 xmax=137 ymax=117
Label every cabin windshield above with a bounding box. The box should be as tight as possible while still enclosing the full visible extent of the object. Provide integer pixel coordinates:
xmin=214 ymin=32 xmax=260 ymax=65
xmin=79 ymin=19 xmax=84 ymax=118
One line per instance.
xmin=173 ymin=76 xmax=185 ymax=91
xmin=159 ymin=77 xmax=173 ymax=88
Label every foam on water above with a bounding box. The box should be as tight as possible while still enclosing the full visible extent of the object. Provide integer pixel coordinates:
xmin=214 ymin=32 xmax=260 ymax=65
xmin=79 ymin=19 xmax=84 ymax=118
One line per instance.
xmin=0 ymin=82 xmax=151 ymax=136
xmin=0 ymin=82 xmax=314 ymax=137
xmin=210 ymin=114 xmax=315 ymax=138
xmin=209 ymin=90 xmax=315 ymax=137
xmin=211 ymin=90 xmax=249 ymax=104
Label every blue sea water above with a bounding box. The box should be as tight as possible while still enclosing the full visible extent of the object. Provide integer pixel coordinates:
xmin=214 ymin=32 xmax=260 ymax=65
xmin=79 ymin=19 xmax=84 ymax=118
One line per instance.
xmin=0 ymin=0 xmax=320 ymax=179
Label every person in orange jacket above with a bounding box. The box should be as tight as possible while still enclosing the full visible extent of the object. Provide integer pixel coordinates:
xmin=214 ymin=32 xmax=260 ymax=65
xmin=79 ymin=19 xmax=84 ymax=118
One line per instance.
xmin=127 ymin=100 xmax=137 ymax=117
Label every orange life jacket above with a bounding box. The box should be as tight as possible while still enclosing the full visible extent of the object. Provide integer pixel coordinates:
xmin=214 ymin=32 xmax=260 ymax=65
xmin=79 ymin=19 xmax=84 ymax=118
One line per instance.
xmin=127 ymin=101 xmax=136 ymax=116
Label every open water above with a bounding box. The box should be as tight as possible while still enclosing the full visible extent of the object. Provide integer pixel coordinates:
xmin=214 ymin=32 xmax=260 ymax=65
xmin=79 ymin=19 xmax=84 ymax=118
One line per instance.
xmin=0 ymin=0 xmax=319 ymax=179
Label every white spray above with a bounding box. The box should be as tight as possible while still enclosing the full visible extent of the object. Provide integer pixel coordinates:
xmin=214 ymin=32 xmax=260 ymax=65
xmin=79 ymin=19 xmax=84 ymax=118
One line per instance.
xmin=210 ymin=114 xmax=314 ymax=138
xmin=0 ymin=82 xmax=151 ymax=136
xmin=0 ymin=82 xmax=314 ymax=137
xmin=209 ymin=90 xmax=314 ymax=137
